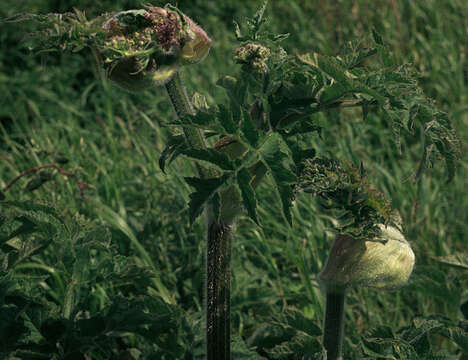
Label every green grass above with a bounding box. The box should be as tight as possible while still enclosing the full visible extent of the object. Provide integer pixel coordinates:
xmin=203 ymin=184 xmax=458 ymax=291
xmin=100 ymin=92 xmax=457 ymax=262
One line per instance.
xmin=0 ymin=0 xmax=466 ymax=359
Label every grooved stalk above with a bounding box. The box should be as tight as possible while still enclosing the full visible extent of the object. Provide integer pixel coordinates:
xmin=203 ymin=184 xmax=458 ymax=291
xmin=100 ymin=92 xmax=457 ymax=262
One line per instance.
xmin=165 ymin=72 xmax=232 ymax=359
xmin=165 ymin=72 xmax=269 ymax=360
xmin=323 ymin=289 xmax=346 ymax=360
xmin=206 ymin=220 xmax=232 ymax=360
xmin=165 ymin=74 xmax=204 ymax=144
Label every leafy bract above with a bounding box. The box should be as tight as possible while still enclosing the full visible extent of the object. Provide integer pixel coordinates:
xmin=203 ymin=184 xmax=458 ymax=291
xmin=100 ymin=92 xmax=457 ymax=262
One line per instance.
xmin=258 ymin=133 xmax=296 ymax=225
xmin=296 ymin=158 xmax=393 ymax=238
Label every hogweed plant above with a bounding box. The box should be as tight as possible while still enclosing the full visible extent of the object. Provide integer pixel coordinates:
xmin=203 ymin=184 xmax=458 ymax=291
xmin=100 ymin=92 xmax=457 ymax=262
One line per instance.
xmin=6 ymin=1 xmax=461 ymax=359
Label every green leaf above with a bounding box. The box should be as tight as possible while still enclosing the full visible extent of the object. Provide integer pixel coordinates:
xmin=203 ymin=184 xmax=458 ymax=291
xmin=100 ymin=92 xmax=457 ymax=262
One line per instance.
xmin=232 ymin=334 xmax=262 ymax=359
xmin=258 ymin=133 xmax=296 ymax=225
xmin=431 ymin=253 xmax=468 ymax=270
xmin=240 ymin=109 xmax=259 ymax=148
xmin=291 ymin=148 xmax=316 ymax=168
xmin=281 ymin=118 xmax=321 ymax=138
xmin=159 ymin=134 xmax=188 ymax=174
xmin=182 ymin=148 xmax=234 ymax=170
xmin=338 ymin=39 xmax=377 ymax=69
xmin=236 ymin=168 xmax=258 ymax=224
xmin=298 ymin=52 xmax=386 ymax=104
xmin=283 ymin=308 xmax=322 ymax=337
xmin=372 ymin=28 xmax=394 ymax=66
xmin=264 ymin=331 xmax=324 ymax=359
xmin=217 ymin=104 xmax=238 ymax=135
xmin=233 ymin=21 xmax=246 ymax=42
xmin=168 ymin=111 xmax=224 ymax=133
xmin=319 ymin=83 xmax=348 ymax=104
xmin=217 ymin=76 xmax=248 ymax=113
xmin=185 ymin=175 xmax=231 ymax=225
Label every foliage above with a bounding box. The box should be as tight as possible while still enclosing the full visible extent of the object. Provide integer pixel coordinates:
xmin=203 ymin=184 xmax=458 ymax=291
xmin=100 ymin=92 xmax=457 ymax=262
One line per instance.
xmin=0 ymin=201 xmax=173 ymax=358
xmin=159 ymin=5 xmax=459 ymax=239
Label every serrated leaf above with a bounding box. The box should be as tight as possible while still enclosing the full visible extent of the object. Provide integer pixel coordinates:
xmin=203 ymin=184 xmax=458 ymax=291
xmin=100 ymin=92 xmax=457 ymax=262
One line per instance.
xmin=185 ymin=175 xmax=231 ymax=225
xmin=182 ymin=148 xmax=234 ymax=170
xmin=319 ymin=83 xmax=348 ymax=104
xmin=298 ymin=52 xmax=386 ymax=103
xmin=233 ymin=21 xmax=246 ymax=41
xmin=282 ymin=118 xmax=321 ymax=137
xmin=258 ymin=133 xmax=296 ymax=225
xmin=159 ymin=134 xmax=187 ymax=173
xmin=247 ymin=323 xmax=296 ymax=350
xmin=264 ymin=331 xmax=323 ymax=359
xmin=236 ymin=168 xmax=258 ymax=224
xmin=217 ymin=104 xmax=238 ymax=134
xmin=283 ymin=308 xmax=322 ymax=337
xmin=232 ymin=333 xmax=262 ymax=359
xmin=240 ymin=109 xmax=259 ymax=147
xmin=168 ymin=111 xmax=223 ymax=133
xmin=372 ymin=28 xmax=394 ymax=66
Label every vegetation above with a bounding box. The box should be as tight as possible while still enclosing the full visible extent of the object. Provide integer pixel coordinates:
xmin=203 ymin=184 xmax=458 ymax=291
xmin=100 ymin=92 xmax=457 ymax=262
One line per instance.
xmin=0 ymin=0 xmax=466 ymax=359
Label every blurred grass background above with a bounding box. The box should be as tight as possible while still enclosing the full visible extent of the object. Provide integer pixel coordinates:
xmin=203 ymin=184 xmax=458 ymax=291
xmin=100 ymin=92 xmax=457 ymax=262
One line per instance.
xmin=0 ymin=0 xmax=467 ymax=358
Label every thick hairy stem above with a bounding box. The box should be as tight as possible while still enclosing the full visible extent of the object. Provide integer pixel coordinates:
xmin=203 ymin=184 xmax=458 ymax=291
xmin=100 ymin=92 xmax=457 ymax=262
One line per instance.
xmin=323 ymin=289 xmax=346 ymax=360
xmin=165 ymin=73 xmax=269 ymax=360
xmin=165 ymin=72 xmax=213 ymax=178
xmin=206 ymin=219 xmax=232 ymax=360
xmin=165 ymin=72 xmax=195 ymax=118
xmin=165 ymin=72 xmax=232 ymax=358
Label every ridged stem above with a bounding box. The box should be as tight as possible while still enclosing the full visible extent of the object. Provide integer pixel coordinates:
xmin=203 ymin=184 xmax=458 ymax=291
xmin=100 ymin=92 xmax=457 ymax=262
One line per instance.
xmin=165 ymin=72 xmax=213 ymax=178
xmin=205 ymin=219 xmax=232 ymax=360
xmin=165 ymin=72 xmax=232 ymax=359
xmin=323 ymin=288 xmax=346 ymax=360
xmin=165 ymin=72 xmax=269 ymax=360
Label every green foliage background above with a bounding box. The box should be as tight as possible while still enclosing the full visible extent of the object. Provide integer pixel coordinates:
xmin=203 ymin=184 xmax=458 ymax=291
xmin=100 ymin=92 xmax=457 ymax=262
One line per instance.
xmin=0 ymin=0 xmax=466 ymax=359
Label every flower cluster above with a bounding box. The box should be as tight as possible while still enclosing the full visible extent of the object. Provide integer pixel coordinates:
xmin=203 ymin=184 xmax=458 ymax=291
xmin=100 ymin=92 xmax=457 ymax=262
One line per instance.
xmin=101 ymin=6 xmax=212 ymax=91
xmin=235 ymin=43 xmax=271 ymax=75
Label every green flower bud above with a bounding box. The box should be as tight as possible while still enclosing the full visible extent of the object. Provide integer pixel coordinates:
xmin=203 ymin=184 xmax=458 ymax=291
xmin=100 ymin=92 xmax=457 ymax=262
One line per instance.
xmin=319 ymin=224 xmax=415 ymax=291
xmin=179 ymin=14 xmax=212 ymax=65
xmin=101 ymin=6 xmax=211 ymax=91
xmin=235 ymin=43 xmax=271 ymax=75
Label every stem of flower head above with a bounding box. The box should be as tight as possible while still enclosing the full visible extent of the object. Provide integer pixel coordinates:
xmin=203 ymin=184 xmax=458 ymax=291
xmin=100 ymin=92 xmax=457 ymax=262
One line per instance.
xmin=319 ymin=225 xmax=414 ymax=359
xmin=323 ymin=287 xmax=346 ymax=360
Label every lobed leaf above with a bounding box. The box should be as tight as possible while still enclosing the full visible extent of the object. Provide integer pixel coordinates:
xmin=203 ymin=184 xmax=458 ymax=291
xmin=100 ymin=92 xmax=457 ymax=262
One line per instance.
xmin=236 ymin=168 xmax=259 ymax=225
xmin=258 ymin=133 xmax=296 ymax=225
xmin=182 ymin=148 xmax=234 ymax=171
xmin=184 ymin=175 xmax=232 ymax=225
